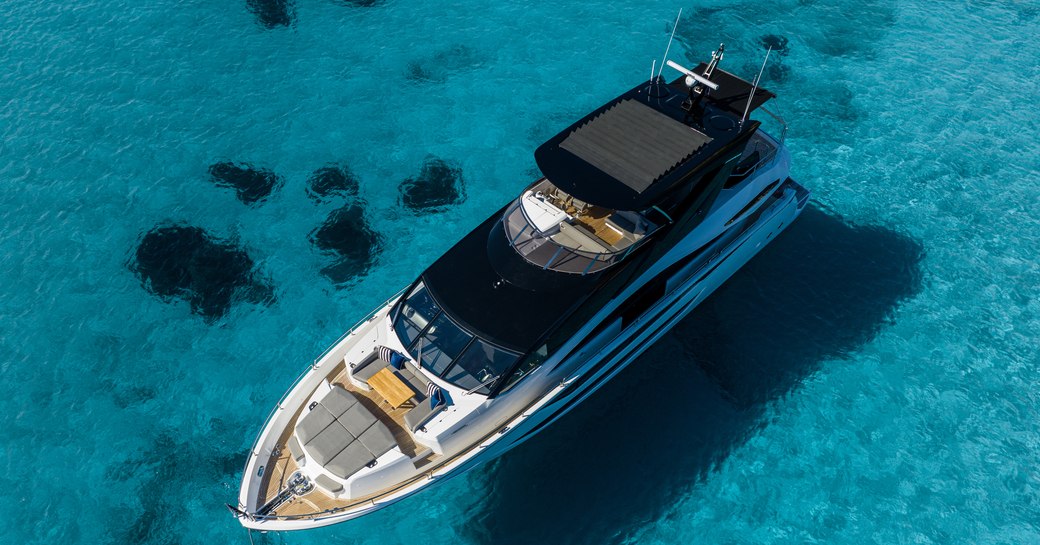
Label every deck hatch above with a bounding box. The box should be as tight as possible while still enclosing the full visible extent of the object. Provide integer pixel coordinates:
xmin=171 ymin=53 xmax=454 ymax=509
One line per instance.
xmin=559 ymin=99 xmax=712 ymax=193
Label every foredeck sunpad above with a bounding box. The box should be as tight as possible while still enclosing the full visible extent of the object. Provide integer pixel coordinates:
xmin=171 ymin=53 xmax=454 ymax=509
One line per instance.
xmin=305 ymin=421 xmax=353 ymax=466
xmin=357 ymin=422 xmax=397 ymax=458
xmin=295 ymin=386 xmax=401 ymax=479
xmin=296 ymin=404 xmax=336 ymax=444
xmin=325 ymin=441 xmax=374 ymax=480
xmin=339 ymin=402 xmax=378 ymax=437
xmin=320 ymin=385 xmax=359 ymax=418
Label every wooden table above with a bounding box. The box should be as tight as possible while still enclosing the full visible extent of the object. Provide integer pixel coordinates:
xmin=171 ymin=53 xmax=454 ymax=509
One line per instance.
xmin=368 ymin=368 xmax=416 ymax=409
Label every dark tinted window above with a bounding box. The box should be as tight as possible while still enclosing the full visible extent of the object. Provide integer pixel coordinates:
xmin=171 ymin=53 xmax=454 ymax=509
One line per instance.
xmin=445 ymin=340 xmax=519 ymax=394
xmin=394 ymin=281 xmax=440 ymax=349
xmin=498 ymin=344 xmax=547 ymax=394
xmin=416 ymin=313 xmax=473 ymax=376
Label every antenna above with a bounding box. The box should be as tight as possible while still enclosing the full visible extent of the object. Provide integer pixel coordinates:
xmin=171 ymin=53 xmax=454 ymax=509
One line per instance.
xmin=646 ymin=58 xmax=669 ymax=98
xmin=703 ymin=43 xmax=725 ymax=78
xmin=740 ymin=46 xmax=773 ymax=126
xmin=666 ymin=60 xmax=719 ymax=91
xmin=657 ymin=8 xmax=683 ymax=79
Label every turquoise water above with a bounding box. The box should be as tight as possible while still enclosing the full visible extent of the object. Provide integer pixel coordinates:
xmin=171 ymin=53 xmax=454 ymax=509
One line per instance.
xmin=1 ymin=0 xmax=1038 ymax=543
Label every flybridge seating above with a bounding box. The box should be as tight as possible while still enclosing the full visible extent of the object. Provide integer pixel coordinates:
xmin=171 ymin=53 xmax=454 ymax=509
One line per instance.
xmin=503 ymin=178 xmax=667 ymax=275
xmin=509 ymin=48 xmax=777 ymax=276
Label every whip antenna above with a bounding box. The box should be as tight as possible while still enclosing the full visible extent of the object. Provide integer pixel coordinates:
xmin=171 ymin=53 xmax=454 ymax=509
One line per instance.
xmin=657 ymin=8 xmax=682 ymax=79
xmin=741 ymin=46 xmax=773 ymax=126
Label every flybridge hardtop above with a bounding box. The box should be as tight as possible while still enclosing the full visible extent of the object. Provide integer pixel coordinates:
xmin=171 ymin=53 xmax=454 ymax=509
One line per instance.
xmin=418 ymin=213 xmax=594 ymax=353
xmin=233 ymin=38 xmax=809 ymax=531
xmin=411 ymin=51 xmax=777 ymax=385
xmin=535 ymin=62 xmax=775 ymax=211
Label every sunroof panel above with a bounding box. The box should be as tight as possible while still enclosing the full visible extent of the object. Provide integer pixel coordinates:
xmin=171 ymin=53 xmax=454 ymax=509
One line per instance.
xmin=560 ymin=99 xmax=712 ymax=193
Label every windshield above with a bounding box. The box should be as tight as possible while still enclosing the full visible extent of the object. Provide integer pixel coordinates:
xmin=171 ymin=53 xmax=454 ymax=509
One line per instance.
xmin=394 ymin=281 xmax=440 ymax=348
xmin=444 ymin=340 xmax=518 ymax=393
xmin=416 ymin=313 xmax=472 ymax=376
xmin=393 ymin=280 xmax=521 ymax=395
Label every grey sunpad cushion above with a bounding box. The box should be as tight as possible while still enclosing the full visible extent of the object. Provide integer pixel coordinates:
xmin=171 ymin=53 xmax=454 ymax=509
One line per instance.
xmin=395 ymin=366 xmax=427 ymax=395
xmin=408 ymin=362 xmax=430 ymax=389
xmin=305 ymin=421 xmax=353 ymax=466
xmin=326 ymin=441 xmax=374 ymax=479
xmin=314 ymin=473 xmax=343 ymax=494
xmin=404 ymin=400 xmax=446 ymax=431
xmin=339 ymin=402 xmax=378 ymax=437
xmin=287 ymin=435 xmax=305 ymax=462
xmin=354 ymin=357 xmax=389 ymax=383
xmin=357 ymin=422 xmax=397 ymax=458
xmin=296 ymin=404 xmax=335 ymax=444
xmin=321 ymin=386 xmax=358 ymax=417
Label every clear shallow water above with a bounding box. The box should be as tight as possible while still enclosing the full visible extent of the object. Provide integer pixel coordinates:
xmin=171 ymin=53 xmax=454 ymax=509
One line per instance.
xmin=1 ymin=0 xmax=1038 ymax=543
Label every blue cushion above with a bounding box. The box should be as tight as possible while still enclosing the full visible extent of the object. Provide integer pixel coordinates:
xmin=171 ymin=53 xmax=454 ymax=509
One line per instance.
xmin=430 ymin=387 xmax=446 ymax=409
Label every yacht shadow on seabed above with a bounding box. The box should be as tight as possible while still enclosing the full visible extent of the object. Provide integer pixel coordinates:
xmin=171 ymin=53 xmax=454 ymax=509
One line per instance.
xmin=461 ymin=204 xmax=926 ymax=545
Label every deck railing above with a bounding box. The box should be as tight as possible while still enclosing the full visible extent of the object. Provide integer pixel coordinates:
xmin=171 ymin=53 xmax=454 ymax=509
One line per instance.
xmin=241 ymin=288 xmax=408 ymax=475
xmin=503 ymin=200 xmax=658 ymax=275
xmin=759 ymin=106 xmax=788 ymax=144
xmin=729 ymin=124 xmax=786 ymax=182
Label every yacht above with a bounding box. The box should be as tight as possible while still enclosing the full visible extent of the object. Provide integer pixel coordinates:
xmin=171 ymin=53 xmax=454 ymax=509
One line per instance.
xmin=230 ymin=43 xmax=810 ymax=530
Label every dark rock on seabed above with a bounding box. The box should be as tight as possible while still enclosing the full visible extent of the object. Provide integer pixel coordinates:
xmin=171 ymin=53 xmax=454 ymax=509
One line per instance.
xmin=310 ymin=204 xmax=383 ymax=285
xmin=246 ymin=0 xmax=296 ymax=28
xmin=306 ymin=164 xmax=359 ymax=203
xmin=405 ymin=44 xmax=483 ymax=83
xmin=208 ymin=161 xmax=284 ymax=205
xmin=398 ymin=156 xmax=466 ymax=212
xmin=131 ymin=224 xmax=273 ymax=319
xmin=759 ymin=34 xmax=791 ymax=56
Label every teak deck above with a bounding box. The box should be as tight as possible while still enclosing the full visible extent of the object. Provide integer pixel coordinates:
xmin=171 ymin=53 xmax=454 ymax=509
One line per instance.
xmin=573 ymin=206 xmax=625 ymax=246
xmin=549 ymin=194 xmax=627 ymax=247
xmin=254 ymin=365 xmax=433 ymax=518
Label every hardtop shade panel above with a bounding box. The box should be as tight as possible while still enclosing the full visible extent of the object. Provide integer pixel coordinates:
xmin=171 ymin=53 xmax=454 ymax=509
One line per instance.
xmin=559 ymin=99 xmax=712 ymax=195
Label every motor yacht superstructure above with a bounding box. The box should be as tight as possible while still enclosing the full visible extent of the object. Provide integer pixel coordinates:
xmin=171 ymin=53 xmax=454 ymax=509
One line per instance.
xmin=232 ymin=43 xmax=810 ymax=530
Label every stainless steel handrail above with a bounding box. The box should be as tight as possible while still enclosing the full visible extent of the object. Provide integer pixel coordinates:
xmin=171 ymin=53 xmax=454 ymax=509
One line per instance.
xmin=503 ymin=200 xmax=659 ymax=276
xmin=731 ymin=147 xmax=778 ymax=178
xmin=730 ymin=124 xmax=786 ymax=181
xmin=759 ymin=106 xmax=788 ymax=144
xmin=243 ymin=288 xmax=408 ymax=464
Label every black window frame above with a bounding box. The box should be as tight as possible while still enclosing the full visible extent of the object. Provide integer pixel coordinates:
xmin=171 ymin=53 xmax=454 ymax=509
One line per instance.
xmin=392 ymin=276 xmax=523 ymax=395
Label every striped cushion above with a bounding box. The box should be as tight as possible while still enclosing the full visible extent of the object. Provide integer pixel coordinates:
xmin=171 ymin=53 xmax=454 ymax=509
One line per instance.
xmin=426 ymin=383 xmax=446 ymax=409
xmin=378 ymin=346 xmax=405 ymax=369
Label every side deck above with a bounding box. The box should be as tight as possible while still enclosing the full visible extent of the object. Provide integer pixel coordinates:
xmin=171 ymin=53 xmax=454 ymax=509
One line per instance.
xmin=254 ymin=363 xmax=438 ymax=518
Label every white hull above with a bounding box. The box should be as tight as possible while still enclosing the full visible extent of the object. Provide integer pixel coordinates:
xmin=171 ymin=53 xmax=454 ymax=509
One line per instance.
xmin=236 ymin=169 xmax=808 ymax=530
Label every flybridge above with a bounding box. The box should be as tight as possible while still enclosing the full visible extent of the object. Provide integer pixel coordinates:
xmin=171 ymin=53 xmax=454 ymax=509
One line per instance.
xmin=534 ymin=42 xmax=777 ymax=212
